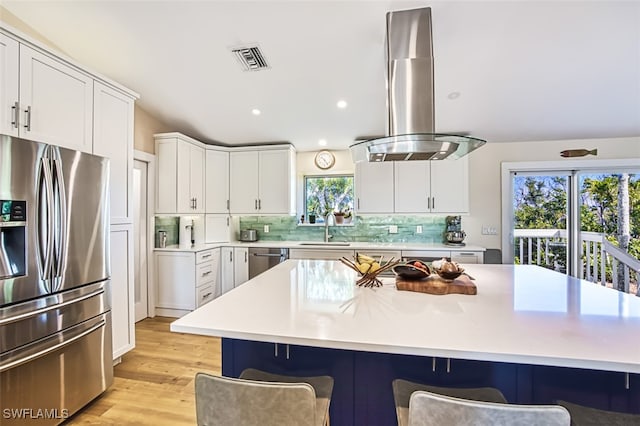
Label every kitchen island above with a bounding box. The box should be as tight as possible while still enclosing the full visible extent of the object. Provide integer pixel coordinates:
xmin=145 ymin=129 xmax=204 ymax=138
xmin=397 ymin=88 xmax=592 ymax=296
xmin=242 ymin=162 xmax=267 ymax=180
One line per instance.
xmin=171 ymin=260 xmax=640 ymax=425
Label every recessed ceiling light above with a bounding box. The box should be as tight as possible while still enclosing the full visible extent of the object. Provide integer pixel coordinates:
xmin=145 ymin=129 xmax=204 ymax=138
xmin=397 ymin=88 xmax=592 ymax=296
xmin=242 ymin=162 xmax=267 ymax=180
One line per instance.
xmin=252 ymin=108 xmax=261 ymax=115
xmin=447 ymin=92 xmax=461 ymax=100
xmin=318 ymin=139 xmax=327 ymax=146
xmin=336 ymin=100 xmax=348 ymax=109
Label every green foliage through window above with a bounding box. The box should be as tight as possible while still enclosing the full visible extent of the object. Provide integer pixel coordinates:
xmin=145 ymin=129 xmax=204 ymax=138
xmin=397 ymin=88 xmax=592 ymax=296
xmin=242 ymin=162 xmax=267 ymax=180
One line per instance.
xmin=304 ymin=175 xmax=354 ymax=221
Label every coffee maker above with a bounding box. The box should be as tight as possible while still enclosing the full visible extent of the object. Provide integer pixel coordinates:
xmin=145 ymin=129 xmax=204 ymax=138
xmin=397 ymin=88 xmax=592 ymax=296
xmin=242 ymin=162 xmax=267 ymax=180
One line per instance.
xmin=444 ymin=215 xmax=466 ymax=246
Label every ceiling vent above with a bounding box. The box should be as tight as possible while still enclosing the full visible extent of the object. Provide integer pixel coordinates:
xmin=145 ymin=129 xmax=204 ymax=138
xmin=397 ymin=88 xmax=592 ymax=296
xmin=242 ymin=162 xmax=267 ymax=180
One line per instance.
xmin=230 ymin=45 xmax=270 ymax=71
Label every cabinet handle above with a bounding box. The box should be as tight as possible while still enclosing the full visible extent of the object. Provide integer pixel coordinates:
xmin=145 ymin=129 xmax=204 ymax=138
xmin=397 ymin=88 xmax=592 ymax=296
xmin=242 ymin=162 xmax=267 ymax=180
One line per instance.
xmin=202 ymin=292 xmax=212 ymax=299
xmin=226 ymin=217 xmax=229 ymax=226
xmin=202 ymin=271 xmax=211 ymax=276
xmin=254 ymin=199 xmax=258 ymax=210
xmin=286 ymin=344 xmax=290 ymax=360
xmin=201 ymin=254 xmax=211 ymax=259
xmin=432 ymin=197 xmax=435 ymax=210
xmin=258 ymin=199 xmax=261 ymax=210
xmin=11 ymin=102 xmax=19 ymax=128
xmin=244 ymin=251 xmax=247 ymax=262
xmin=432 ymin=357 xmax=437 ymax=372
xmin=446 ymin=358 xmax=451 ymax=373
xmin=194 ymin=198 xmax=198 ymax=209
xmin=428 ymin=197 xmax=431 ymax=209
xmin=274 ymin=343 xmax=278 ymax=357
xmin=357 ymin=198 xmax=360 ymax=209
xmin=625 ymin=372 xmax=630 ymax=390
xmin=24 ymin=106 xmax=32 ymax=131
xmin=230 ymin=251 xmax=233 ymax=262
xmin=226 ymin=199 xmax=230 ymax=210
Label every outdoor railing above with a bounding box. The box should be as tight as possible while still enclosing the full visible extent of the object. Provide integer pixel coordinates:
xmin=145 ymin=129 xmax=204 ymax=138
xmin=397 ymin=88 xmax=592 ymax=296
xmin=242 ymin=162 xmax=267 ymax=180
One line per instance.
xmin=514 ymin=229 xmax=639 ymax=295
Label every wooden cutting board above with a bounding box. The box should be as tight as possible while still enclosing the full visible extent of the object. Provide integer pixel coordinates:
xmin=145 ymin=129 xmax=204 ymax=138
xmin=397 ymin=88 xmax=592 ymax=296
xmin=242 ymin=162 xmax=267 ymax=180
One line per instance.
xmin=395 ymin=274 xmax=477 ymax=295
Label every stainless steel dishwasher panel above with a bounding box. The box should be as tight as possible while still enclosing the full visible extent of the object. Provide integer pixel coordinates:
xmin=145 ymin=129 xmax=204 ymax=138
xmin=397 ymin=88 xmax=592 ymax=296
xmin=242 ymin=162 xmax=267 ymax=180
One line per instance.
xmin=248 ymin=248 xmax=289 ymax=279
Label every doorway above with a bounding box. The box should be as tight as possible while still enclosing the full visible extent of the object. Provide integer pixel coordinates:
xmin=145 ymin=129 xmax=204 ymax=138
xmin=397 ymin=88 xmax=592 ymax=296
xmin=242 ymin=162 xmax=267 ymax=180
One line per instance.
xmin=502 ymin=159 xmax=639 ymax=293
xmin=133 ymin=152 xmax=155 ymax=322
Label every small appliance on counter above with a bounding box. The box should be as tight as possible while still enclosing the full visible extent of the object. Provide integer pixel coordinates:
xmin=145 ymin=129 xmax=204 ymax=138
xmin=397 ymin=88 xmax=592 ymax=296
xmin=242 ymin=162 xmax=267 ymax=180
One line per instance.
xmin=179 ymin=217 xmax=194 ymax=249
xmin=240 ymin=229 xmax=258 ymax=242
xmin=158 ymin=230 xmax=167 ymax=248
xmin=444 ymin=215 xmax=466 ymax=246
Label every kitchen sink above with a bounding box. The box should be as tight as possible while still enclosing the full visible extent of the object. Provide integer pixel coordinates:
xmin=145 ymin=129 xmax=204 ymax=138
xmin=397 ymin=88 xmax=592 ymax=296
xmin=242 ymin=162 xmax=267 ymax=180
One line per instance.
xmin=298 ymin=242 xmax=351 ymax=247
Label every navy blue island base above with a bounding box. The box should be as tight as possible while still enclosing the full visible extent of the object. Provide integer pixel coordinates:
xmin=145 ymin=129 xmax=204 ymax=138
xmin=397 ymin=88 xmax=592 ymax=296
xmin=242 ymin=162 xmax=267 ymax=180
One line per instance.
xmin=222 ymin=338 xmax=640 ymax=426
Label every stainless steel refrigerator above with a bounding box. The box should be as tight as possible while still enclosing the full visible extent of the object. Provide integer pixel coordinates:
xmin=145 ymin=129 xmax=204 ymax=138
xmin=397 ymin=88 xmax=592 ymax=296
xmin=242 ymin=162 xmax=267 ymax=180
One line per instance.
xmin=0 ymin=135 xmax=112 ymax=425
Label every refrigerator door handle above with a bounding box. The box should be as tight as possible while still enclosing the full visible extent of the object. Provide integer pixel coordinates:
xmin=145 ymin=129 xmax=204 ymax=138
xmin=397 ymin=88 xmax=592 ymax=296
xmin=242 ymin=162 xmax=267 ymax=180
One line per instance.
xmin=36 ymin=155 xmax=55 ymax=289
xmin=0 ymin=317 xmax=105 ymax=373
xmin=51 ymin=148 xmax=68 ymax=291
xmin=0 ymin=287 xmax=105 ymax=326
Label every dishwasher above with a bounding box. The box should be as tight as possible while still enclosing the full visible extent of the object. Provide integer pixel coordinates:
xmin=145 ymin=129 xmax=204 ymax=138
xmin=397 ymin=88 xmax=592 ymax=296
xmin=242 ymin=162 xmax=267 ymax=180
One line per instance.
xmin=248 ymin=247 xmax=290 ymax=279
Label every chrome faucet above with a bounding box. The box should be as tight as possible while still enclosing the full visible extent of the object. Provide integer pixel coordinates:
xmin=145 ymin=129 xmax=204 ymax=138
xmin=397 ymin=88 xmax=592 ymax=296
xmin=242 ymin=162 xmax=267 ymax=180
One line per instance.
xmin=324 ymin=213 xmax=335 ymax=242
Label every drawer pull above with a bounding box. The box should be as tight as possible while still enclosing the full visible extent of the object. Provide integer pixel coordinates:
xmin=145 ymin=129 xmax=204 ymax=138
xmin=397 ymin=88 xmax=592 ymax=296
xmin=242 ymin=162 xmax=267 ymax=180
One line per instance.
xmin=202 ymin=271 xmax=212 ymax=276
xmin=201 ymin=254 xmax=211 ymax=259
xmin=202 ymin=292 xmax=212 ymax=299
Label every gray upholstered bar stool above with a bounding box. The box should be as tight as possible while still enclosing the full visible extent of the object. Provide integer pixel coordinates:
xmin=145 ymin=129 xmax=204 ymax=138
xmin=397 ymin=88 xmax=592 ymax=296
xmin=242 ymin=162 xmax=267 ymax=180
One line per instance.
xmin=195 ymin=369 xmax=334 ymax=426
xmin=392 ymin=379 xmax=508 ymax=426
xmin=558 ymin=400 xmax=640 ymax=426
xmin=407 ymin=390 xmax=571 ymax=426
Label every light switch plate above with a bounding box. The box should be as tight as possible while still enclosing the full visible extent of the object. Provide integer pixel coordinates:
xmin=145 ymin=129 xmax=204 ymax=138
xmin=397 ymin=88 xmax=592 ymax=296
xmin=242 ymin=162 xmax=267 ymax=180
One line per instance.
xmin=389 ymin=225 xmax=398 ymax=234
xmin=416 ymin=225 xmax=423 ymax=234
xmin=264 ymin=225 xmax=270 ymax=233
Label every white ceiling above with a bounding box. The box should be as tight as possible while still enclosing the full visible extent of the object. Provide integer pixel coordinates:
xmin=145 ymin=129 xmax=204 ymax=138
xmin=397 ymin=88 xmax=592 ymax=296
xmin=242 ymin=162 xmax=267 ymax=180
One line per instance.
xmin=3 ymin=1 xmax=640 ymax=152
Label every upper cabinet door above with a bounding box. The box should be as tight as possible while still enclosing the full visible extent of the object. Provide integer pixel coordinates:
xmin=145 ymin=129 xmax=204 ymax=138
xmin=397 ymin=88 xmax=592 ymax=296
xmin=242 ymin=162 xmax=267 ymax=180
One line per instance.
xmin=93 ymin=82 xmax=134 ymax=224
xmin=205 ymin=150 xmax=229 ymax=213
xmin=19 ymin=45 xmax=93 ymax=152
xmin=189 ymin=144 xmax=205 ymax=213
xmin=430 ymin=156 xmax=469 ymax=213
xmin=355 ymin=161 xmax=394 ymax=213
xmin=394 ymin=161 xmax=430 ymax=213
xmin=258 ymin=150 xmax=292 ymax=214
xmin=176 ymin=141 xmax=192 ymax=213
xmin=229 ymin=151 xmax=259 ymax=214
xmin=0 ymin=33 xmax=19 ymax=137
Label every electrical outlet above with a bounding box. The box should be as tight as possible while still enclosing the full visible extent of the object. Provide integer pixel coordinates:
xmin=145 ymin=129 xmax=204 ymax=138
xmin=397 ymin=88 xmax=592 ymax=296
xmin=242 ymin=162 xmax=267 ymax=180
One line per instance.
xmin=482 ymin=225 xmax=498 ymax=235
xmin=264 ymin=225 xmax=270 ymax=233
xmin=416 ymin=225 xmax=423 ymax=234
xmin=389 ymin=225 xmax=398 ymax=234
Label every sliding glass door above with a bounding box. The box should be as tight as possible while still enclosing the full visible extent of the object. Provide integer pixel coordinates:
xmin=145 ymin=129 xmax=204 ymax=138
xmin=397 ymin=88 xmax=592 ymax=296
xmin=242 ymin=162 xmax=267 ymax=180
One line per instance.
xmin=511 ymin=172 xmax=571 ymax=274
xmin=505 ymin=162 xmax=638 ymax=294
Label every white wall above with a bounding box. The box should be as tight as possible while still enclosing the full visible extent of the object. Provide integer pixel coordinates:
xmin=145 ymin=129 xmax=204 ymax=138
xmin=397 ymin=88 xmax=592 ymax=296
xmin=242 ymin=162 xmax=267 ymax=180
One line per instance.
xmin=465 ymin=136 xmax=640 ymax=249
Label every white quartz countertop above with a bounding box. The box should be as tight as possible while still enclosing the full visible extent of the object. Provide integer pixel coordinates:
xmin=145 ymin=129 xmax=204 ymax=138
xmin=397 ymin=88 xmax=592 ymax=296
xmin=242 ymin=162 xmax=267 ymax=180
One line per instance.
xmin=154 ymin=241 xmax=486 ymax=253
xmin=171 ymin=261 xmax=640 ymax=374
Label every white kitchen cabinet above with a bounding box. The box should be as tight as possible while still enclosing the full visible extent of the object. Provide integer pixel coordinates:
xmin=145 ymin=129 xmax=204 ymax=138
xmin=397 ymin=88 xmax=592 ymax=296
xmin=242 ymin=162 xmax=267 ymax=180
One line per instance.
xmin=93 ymin=82 xmax=134 ymax=224
xmin=155 ymin=248 xmax=219 ymax=317
xmin=0 ymin=35 xmax=93 ymax=150
xmin=0 ymin=33 xmax=19 ymax=137
xmin=155 ymin=133 xmax=205 ymax=214
xmin=205 ymin=149 xmax=229 ymax=213
xmin=355 ymin=161 xmax=394 ymax=214
xmin=229 ymin=147 xmax=295 ymax=215
xmin=205 ymin=214 xmax=231 ymax=243
xmin=430 ymin=157 xmax=469 ymax=213
xmin=19 ymin=44 xmax=94 ymax=152
xmin=220 ymin=247 xmax=235 ymax=295
xmin=233 ymin=247 xmax=249 ymax=287
xmin=450 ymin=251 xmax=484 ymax=264
xmin=111 ymin=224 xmax=135 ymax=359
xmin=229 ymin=151 xmax=259 ymax=213
xmin=394 ymin=157 xmax=469 ymax=214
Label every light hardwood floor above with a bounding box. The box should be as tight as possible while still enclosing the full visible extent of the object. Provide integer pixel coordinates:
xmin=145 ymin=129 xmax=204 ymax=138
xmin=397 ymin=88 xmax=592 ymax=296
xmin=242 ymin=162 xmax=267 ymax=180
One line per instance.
xmin=65 ymin=317 xmax=221 ymax=425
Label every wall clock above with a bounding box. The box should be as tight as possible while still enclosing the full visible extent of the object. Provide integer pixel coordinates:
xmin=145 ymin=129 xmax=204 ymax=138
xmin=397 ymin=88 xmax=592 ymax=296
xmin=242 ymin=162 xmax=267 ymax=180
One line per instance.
xmin=314 ymin=150 xmax=335 ymax=170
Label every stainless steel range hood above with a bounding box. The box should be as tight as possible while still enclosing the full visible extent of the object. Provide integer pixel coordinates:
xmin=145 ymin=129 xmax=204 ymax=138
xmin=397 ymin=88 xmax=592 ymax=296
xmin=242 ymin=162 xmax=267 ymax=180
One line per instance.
xmin=350 ymin=7 xmax=486 ymax=162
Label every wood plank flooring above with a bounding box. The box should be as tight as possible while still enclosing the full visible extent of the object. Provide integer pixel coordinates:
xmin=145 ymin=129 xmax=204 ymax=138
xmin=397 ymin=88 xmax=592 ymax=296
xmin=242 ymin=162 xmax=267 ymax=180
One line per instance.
xmin=65 ymin=317 xmax=220 ymax=425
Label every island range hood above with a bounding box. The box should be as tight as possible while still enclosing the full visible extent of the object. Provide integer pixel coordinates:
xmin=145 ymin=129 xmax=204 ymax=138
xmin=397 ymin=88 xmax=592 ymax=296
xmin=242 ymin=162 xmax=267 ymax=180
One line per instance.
xmin=350 ymin=7 xmax=486 ymax=162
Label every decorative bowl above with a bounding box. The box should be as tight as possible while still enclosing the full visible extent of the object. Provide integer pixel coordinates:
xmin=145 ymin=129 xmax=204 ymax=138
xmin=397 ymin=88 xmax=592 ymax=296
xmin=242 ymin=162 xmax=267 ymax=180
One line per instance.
xmin=392 ymin=264 xmax=430 ymax=280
